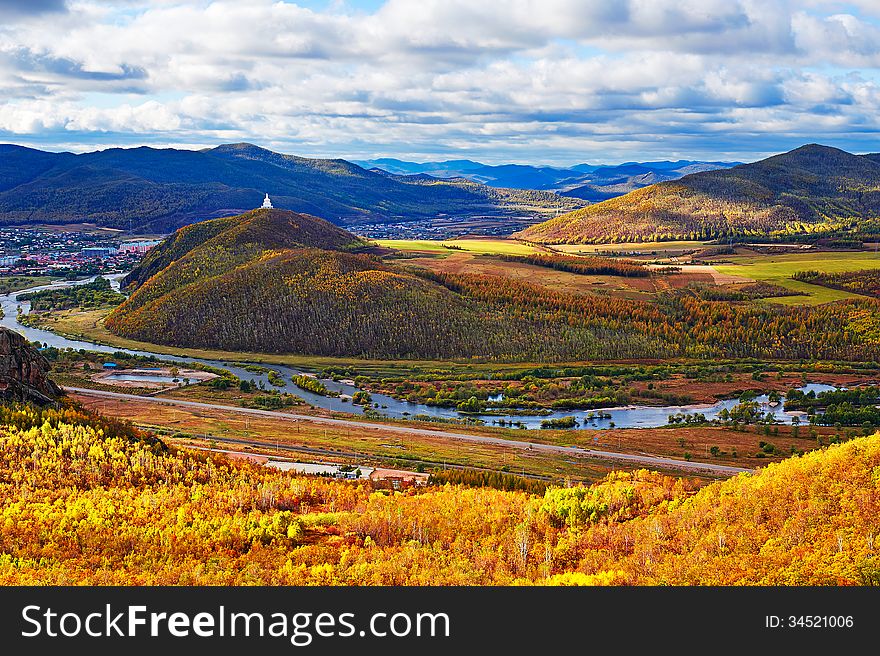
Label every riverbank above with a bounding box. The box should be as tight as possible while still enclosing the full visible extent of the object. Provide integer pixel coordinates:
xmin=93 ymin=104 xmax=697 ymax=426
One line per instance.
xmin=1 ymin=275 xmax=866 ymax=480
xmin=6 ymin=281 xmax=872 ymax=430
xmin=69 ymin=386 xmax=755 ymax=480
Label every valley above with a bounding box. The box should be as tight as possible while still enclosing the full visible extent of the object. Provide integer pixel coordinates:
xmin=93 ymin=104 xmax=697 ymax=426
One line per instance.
xmin=4 ymin=159 xmax=880 ymax=592
xmin=5 ymin=0 xmax=880 ymax=608
xmin=8 ymin=221 xmax=880 ymax=488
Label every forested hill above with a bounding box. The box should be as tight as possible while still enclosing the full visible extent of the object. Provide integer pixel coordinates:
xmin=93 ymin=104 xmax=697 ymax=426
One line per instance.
xmin=0 ymin=142 xmax=584 ymax=232
xmin=516 ymin=144 xmax=880 ymax=244
xmin=107 ymin=209 xmax=497 ymax=359
xmin=109 ymin=209 xmax=880 ymax=362
xmin=108 ymin=208 xmax=680 ymax=360
xmin=120 ymin=208 xmax=367 ymax=289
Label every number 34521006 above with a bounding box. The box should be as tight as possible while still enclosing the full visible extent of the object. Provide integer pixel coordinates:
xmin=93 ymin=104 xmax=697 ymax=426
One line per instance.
xmin=766 ymin=615 xmax=854 ymax=628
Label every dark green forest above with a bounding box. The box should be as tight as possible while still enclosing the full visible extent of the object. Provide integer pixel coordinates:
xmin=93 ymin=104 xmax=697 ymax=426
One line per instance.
xmin=20 ymin=277 xmax=126 ymax=311
xmin=0 ymin=143 xmax=583 ymax=232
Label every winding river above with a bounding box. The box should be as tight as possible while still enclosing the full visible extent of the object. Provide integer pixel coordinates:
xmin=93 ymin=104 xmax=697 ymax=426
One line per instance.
xmin=0 ymin=276 xmax=834 ymax=429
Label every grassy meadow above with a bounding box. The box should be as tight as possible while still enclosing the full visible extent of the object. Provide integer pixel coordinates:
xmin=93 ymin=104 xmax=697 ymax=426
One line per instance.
xmin=715 ymin=251 xmax=880 ymax=305
xmin=0 ymin=275 xmax=57 ymax=295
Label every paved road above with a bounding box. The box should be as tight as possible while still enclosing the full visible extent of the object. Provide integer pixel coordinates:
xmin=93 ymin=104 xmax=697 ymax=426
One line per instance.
xmin=66 ymin=386 xmax=754 ymax=477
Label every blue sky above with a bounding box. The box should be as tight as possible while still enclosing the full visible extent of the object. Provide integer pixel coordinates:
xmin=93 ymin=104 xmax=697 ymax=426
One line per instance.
xmin=1 ymin=0 xmax=880 ymax=165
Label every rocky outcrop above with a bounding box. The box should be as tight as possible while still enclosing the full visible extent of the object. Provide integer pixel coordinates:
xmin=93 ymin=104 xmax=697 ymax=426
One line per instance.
xmin=0 ymin=328 xmax=61 ymax=405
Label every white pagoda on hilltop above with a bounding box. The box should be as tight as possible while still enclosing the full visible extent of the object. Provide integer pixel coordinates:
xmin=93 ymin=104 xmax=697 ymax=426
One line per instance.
xmin=260 ymin=193 xmax=273 ymax=209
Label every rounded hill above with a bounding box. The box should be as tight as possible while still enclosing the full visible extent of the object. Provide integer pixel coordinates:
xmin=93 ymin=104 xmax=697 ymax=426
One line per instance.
xmin=108 ymin=246 xmax=491 ymax=358
xmin=121 ymin=208 xmax=367 ymax=290
xmin=517 ymin=144 xmax=880 ymax=244
xmin=107 ymin=209 xmax=495 ymax=358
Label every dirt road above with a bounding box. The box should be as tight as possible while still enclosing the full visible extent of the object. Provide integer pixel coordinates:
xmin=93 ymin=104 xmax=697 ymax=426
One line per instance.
xmin=66 ymin=386 xmax=754 ymax=477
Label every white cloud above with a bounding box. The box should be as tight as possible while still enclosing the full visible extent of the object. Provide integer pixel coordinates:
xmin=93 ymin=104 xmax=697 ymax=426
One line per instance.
xmin=0 ymin=1 xmax=878 ymax=163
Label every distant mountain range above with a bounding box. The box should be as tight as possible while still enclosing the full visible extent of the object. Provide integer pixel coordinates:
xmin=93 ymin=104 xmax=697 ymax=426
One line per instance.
xmin=0 ymin=143 xmax=585 ymax=233
xmin=516 ymin=144 xmax=880 ymax=244
xmin=354 ymin=157 xmax=740 ymax=200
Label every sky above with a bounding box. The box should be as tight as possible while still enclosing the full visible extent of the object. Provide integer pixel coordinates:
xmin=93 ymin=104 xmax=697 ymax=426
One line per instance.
xmin=1 ymin=1 xmax=880 ymax=165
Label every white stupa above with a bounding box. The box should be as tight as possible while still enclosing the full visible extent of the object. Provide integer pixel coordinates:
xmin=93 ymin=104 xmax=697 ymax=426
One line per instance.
xmin=261 ymin=193 xmax=273 ymax=209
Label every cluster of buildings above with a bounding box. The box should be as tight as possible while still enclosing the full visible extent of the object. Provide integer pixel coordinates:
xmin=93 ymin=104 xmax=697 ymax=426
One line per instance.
xmin=0 ymin=228 xmax=160 ymax=277
xmin=352 ymin=215 xmax=536 ymax=240
xmin=354 ymin=219 xmax=452 ymax=240
xmin=80 ymin=240 xmax=159 ymax=258
xmin=264 ymin=460 xmax=429 ymax=489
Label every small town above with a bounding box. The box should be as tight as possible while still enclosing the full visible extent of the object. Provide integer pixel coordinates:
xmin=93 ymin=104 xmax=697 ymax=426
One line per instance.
xmin=0 ymin=227 xmax=159 ymax=277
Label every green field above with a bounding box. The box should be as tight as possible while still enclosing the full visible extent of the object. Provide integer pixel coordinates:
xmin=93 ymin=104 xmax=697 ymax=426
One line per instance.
xmin=715 ymin=251 xmax=880 ymax=306
xmin=377 ymin=238 xmax=540 ymax=255
xmin=0 ymin=276 xmax=57 ymax=295
xmin=376 ymin=239 xmax=451 ymax=252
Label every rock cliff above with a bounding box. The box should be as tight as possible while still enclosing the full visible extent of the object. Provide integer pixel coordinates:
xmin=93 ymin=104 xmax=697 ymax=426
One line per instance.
xmin=0 ymin=328 xmax=61 ymax=404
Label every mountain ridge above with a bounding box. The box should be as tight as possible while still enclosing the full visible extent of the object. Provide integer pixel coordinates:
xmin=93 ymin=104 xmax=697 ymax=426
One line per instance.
xmin=0 ymin=143 xmax=585 ymax=233
xmin=516 ymin=144 xmax=880 ymax=244
xmin=354 ymin=156 xmax=740 ymax=194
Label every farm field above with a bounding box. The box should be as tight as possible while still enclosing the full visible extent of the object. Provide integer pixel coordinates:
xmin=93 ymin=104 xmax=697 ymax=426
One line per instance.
xmin=398 ymin=251 xmax=666 ymax=298
xmin=714 ymin=251 xmax=880 ymax=305
xmin=376 ymin=238 xmax=541 ymax=255
xmin=398 ymin=249 xmax=716 ymax=300
xmin=375 ymin=240 xmax=880 ymax=306
xmin=551 ymin=240 xmax=709 ymax=256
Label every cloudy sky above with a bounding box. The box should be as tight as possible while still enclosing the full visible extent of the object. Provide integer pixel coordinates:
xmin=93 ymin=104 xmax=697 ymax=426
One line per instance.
xmin=1 ymin=0 xmax=880 ymax=164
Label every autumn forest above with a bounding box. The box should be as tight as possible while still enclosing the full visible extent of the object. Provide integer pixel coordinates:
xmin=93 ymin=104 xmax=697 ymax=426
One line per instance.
xmin=2 ymin=401 xmax=879 ymax=585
